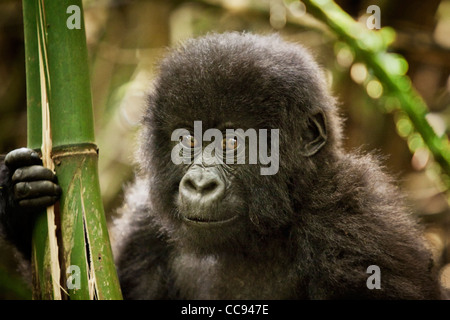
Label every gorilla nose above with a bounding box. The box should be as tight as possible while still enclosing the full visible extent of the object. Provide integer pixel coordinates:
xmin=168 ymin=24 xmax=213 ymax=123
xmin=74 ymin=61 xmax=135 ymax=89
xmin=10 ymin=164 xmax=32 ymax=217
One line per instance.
xmin=179 ymin=168 xmax=225 ymax=203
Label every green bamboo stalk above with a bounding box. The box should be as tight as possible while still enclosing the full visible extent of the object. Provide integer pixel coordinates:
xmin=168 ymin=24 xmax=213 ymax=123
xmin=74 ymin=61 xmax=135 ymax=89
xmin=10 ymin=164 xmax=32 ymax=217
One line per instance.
xmin=23 ymin=0 xmax=122 ymax=300
xmin=23 ymin=0 xmax=52 ymax=300
xmin=302 ymin=0 xmax=450 ymax=183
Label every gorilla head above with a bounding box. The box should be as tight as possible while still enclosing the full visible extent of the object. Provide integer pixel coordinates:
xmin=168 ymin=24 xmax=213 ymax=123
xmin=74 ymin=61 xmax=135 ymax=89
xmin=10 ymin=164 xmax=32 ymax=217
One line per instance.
xmin=139 ymin=33 xmax=342 ymax=252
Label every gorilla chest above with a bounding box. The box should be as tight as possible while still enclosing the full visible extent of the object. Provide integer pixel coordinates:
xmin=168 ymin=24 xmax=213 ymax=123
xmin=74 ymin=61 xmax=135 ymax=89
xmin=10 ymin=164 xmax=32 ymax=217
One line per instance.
xmin=170 ymin=252 xmax=300 ymax=299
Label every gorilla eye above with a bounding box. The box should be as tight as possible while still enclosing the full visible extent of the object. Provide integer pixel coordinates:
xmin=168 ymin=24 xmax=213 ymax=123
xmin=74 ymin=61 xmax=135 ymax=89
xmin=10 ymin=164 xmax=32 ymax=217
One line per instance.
xmin=222 ymin=137 xmax=238 ymax=151
xmin=180 ymin=135 xmax=198 ymax=148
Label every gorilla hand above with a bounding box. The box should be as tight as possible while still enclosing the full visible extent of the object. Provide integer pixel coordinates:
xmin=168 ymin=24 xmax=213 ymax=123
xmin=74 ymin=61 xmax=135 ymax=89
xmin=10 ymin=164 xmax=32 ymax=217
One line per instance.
xmin=5 ymin=148 xmax=61 ymax=208
xmin=0 ymin=147 xmax=61 ymax=257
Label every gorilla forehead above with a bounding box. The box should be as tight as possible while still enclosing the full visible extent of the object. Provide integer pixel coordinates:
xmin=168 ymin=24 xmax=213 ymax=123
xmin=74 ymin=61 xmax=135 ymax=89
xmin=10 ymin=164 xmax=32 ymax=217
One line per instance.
xmin=150 ymin=32 xmax=328 ymax=129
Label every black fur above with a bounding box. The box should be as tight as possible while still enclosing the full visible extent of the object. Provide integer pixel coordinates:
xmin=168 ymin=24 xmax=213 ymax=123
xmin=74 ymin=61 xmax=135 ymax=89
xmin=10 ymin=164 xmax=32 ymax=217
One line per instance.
xmin=0 ymin=32 xmax=442 ymax=299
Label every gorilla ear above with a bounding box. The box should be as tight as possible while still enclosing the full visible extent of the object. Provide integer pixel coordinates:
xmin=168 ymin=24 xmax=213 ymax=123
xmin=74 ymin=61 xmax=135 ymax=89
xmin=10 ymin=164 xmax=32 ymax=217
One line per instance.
xmin=300 ymin=111 xmax=327 ymax=157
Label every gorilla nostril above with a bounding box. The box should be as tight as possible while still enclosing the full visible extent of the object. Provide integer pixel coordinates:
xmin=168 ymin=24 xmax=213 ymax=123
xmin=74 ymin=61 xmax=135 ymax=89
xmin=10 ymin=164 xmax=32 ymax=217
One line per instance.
xmin=201 ymin=181 xmax=218 ymax=194
xmin=183 ymin=178 xmax=198 ymax=193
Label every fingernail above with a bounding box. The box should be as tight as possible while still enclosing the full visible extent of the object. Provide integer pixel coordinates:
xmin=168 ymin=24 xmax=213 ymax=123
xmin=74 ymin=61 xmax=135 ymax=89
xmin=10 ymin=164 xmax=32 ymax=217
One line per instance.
xmin=14 ymin=169 xmax=22 ymax=179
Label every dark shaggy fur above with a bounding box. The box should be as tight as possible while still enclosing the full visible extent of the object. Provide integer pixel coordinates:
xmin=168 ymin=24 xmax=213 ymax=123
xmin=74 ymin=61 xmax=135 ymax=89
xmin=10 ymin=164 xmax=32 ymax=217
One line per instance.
xmin=0 ymin=32 xmax=442 ymax=299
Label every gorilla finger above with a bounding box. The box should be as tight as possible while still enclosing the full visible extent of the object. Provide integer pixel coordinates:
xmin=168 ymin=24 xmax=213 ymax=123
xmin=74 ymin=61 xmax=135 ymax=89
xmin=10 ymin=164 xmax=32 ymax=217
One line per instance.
xmin=12 ymin=165 xmax=57 ymax=183
xmin=14 ymin=181 xmax=62 ymax=200
xmin=18 ymin=196 xmax=59 ymax=208
xmin=5 ymin=148 xmax=42 ymax=169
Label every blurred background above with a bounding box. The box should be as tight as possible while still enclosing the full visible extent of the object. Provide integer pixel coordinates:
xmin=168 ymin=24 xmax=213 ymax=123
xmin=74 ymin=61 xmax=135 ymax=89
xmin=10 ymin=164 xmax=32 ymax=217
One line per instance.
xmin=0 ymin=0 xmax=449 ymax=299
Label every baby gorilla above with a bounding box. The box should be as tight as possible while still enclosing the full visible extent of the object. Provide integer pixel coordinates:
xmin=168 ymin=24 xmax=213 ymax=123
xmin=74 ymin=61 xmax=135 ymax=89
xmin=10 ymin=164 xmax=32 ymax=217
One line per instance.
xmin=0 ymin=32 xmax=442 ymax=299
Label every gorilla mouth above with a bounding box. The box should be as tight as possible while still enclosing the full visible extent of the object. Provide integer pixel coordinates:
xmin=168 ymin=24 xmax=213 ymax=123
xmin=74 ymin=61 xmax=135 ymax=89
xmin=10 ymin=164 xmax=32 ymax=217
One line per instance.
xmin=183 ymin=214 xmax=238 ymax=226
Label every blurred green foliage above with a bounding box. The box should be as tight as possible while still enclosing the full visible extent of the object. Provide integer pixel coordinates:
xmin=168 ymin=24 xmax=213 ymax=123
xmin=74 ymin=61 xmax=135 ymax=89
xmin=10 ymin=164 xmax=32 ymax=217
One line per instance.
xmin=0 ymin=0 xmax=449 ymax=298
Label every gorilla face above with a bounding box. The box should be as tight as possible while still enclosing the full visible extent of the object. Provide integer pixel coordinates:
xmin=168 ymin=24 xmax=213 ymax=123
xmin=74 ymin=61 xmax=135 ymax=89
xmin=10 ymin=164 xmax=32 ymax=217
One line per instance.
xmin=151 ymin=123 xmax=261 ymax=251
xmin=174 ymin=123 xmax=281 ymax=226
xmin=145 ymin=122 xmax=292 ymax=252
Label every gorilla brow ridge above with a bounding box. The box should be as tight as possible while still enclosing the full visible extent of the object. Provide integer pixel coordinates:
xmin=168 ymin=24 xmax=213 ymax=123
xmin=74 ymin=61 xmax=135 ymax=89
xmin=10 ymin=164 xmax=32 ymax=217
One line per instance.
xmin=170 ymin=121 xmax=280 ymax=175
